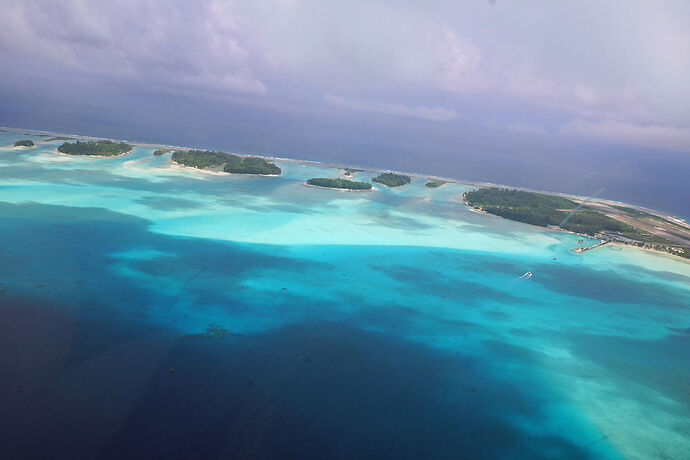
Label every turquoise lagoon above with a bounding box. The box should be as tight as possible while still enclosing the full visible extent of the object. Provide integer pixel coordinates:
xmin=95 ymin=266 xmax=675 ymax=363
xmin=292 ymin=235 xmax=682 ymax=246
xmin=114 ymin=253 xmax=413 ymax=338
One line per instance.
xmin=0 ymin=131 xmax=689 ymax=459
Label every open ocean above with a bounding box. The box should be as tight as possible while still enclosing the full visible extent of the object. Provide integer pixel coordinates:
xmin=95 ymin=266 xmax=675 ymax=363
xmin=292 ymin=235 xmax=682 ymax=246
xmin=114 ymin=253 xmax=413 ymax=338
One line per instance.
xmin=1 ymin=131 xmax=689 ymax=459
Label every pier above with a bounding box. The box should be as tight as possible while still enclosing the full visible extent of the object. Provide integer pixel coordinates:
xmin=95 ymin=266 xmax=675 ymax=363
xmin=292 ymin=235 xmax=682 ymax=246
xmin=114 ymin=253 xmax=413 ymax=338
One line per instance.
xmin=572 ymin=240 xmax=607 ymax=253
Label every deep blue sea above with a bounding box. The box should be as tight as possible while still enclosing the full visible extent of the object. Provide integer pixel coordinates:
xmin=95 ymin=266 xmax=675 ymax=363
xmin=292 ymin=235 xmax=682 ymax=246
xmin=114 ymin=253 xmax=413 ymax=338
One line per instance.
xmin=1 ymin=130 xmax=689 ymax=459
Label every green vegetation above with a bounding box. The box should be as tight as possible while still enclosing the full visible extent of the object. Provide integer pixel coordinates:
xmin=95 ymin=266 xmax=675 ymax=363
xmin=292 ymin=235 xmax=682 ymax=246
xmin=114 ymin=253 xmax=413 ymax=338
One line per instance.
xmin=562 ymin=209 xmax=636 ymax=236
xmin=466 ymin=189 xmax=690 ymax=259
xmin=614 ymin=230 xmax=677 ymax=245
xmin=153 ymin=149 xmax=173 ymax=156
xmin=675 ymin=248 xmax=690 ymax=259
xmin=13 ymin=139 xmax=34 ymax=147
xmin=464 ymin=188 xmax=636 ymax=236
xmin=631 ymin=243 xmax=690 ymax=259
xmin=425 ymin=180 xmax=449 ymax=188
xmin=46 ymin=136 xmax=72 ymax=141
xmin=58 ymin=140 xmax=132 ymax=156
xmin=172 ymin=149 xmax=228 ymax=168
xmin=223 ymin=155 xmax=281 ymax=175
xmin=610 ymin=204 xmax=650 ymax=217
xmin=372 ymin=172 xmax=411 ymax=187
xmin=465 ymin=188 xmax=576 ymax=210
xmin=307 ymin=177 xmax=372 ymax=190
xmin=171 ymin=149 xmax=280 ymax=175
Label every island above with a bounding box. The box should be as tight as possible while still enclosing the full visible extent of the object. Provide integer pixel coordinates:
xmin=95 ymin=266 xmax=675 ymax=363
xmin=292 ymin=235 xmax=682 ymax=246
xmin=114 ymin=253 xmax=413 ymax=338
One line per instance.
xmin=341 ymin=167 xmax=364 ymax=177
xmin=153 ymin=149 xmax=172 ymax=156
xmin=307 ymin=177 xmax=372 ymax=190
xmin=171 ymin=150 xmax=228 ymax=168
xmin=224 ymin=155 xmax=281 ymax=175
xmin=171 ymin=149 xmax=281 ymax=175
xmin=372 ymin=172 xmax=411 ymax=187
xmin=13 ymin=140 xmax=34 ymax=147
xmin=464 ymin=187 xmax=690 ymax=259
xmin=425 ymin=180 xmax=449 ymax=188
xmin=58 ymin=140 xmax=133 ymax=157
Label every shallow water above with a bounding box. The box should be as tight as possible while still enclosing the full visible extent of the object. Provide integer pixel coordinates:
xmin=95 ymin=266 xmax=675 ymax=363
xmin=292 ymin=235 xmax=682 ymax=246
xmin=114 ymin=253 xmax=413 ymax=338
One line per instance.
xmin=1 ymin=132 xmax=689 ymax=459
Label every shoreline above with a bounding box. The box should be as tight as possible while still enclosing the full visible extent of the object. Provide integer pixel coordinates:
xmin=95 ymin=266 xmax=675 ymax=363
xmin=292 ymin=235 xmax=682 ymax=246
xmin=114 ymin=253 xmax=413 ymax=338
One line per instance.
xmin=607 ymin=241 xmax=689 ymax=260
xmin=56 ymin=148 xmax=134 ymax=158
xmin=169 ymin=160 xmax=281 ymax=177
xmin=3 ymin=125 xmax=687 ymax=225
xmin=303 ymin=182 xmax=373 ymax=192
xmin=168 ymin=161 xmax=229 ymax=176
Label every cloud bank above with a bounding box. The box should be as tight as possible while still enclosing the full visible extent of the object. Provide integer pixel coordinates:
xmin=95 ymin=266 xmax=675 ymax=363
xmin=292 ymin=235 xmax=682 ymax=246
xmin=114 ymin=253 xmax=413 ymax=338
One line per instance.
xmin=1 ymin=0 xmax=688 ymax=152
xmin=560 ymin=119 xmax=690 ymax=153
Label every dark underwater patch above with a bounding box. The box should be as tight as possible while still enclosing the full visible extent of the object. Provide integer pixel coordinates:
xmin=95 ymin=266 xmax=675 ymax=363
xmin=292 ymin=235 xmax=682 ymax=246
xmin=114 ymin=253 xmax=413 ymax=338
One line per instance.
xmin=371 ymin=263 xmax=527 ymax=306
xmin=530 ymin=263 xmax=690 ymax=309
xmin=0 ymin=286 xmax=602 ymax=460
xmin=365 ymin=209 xmax=437 ymax=231
xmin=565 ymin=331 xmax=690 ymax=408
xmin=98 ymin=321 xmax=596 ymax=459
xmin=427 ymin=249 xmax=527 ymax=276
xmin=617 ymin=264 xmax=690 ymax=285
xmin=134 ymin=195 xmax=204 ymax=211
xmin=0 ymin=200 xmax=328 ymax=321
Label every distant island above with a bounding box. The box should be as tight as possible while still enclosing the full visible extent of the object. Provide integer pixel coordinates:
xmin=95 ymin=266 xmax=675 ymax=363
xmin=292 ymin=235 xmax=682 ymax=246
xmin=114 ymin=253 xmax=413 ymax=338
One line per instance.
xmin=425 ymin=180 xmax=449 ymax=188
xmin=372 ymin=173 xmax=411 ymax=187
xmin=171 ymin=150 xmax=281 ymax=175
xmin=341 ymin=168 xmax=364 ymax=178
xmin=153 ymin=149 xmax=172 ymax=156
xmin=307 ymin=177 xmax=372 ymax=190
xmin=464 ymin=188 xmax=690 ymax=259
xmin=13 ymin=140 xmax=34 ymax=147
xmin=58 ymin=140 xmax=133 ymax=156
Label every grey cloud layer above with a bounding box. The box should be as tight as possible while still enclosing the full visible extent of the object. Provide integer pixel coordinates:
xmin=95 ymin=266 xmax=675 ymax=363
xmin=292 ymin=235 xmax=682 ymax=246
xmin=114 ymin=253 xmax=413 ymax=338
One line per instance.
xmin=1 ymin=0 xmax=689 ymax=151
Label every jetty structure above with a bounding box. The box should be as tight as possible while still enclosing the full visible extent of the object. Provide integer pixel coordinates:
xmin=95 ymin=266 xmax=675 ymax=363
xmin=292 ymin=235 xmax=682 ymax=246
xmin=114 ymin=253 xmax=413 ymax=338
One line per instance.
xmin=572 ymin=240 xmax=608 ymax=253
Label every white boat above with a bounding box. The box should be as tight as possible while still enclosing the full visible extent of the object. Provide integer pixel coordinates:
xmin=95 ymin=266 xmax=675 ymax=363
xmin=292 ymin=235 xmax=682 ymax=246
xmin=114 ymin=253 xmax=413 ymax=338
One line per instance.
xmin=518 ymin=271 xmax=533 ymax=280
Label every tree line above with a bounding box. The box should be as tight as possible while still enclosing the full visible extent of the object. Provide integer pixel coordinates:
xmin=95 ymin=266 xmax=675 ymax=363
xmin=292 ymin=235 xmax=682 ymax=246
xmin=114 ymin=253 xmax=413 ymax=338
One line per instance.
xmin=58 ymin=140 xmax=132 ymax=156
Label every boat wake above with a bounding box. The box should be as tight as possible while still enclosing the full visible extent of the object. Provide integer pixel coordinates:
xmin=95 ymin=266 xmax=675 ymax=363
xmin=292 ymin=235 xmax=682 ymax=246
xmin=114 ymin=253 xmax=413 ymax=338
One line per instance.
xmin=517 ymin=271 xmax=533 ymax=280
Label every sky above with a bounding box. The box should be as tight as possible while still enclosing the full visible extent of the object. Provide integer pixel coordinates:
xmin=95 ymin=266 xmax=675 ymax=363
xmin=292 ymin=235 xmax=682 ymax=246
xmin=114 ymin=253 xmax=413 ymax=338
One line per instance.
xmin=1 ymin=0 xmax=689 ymax=156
